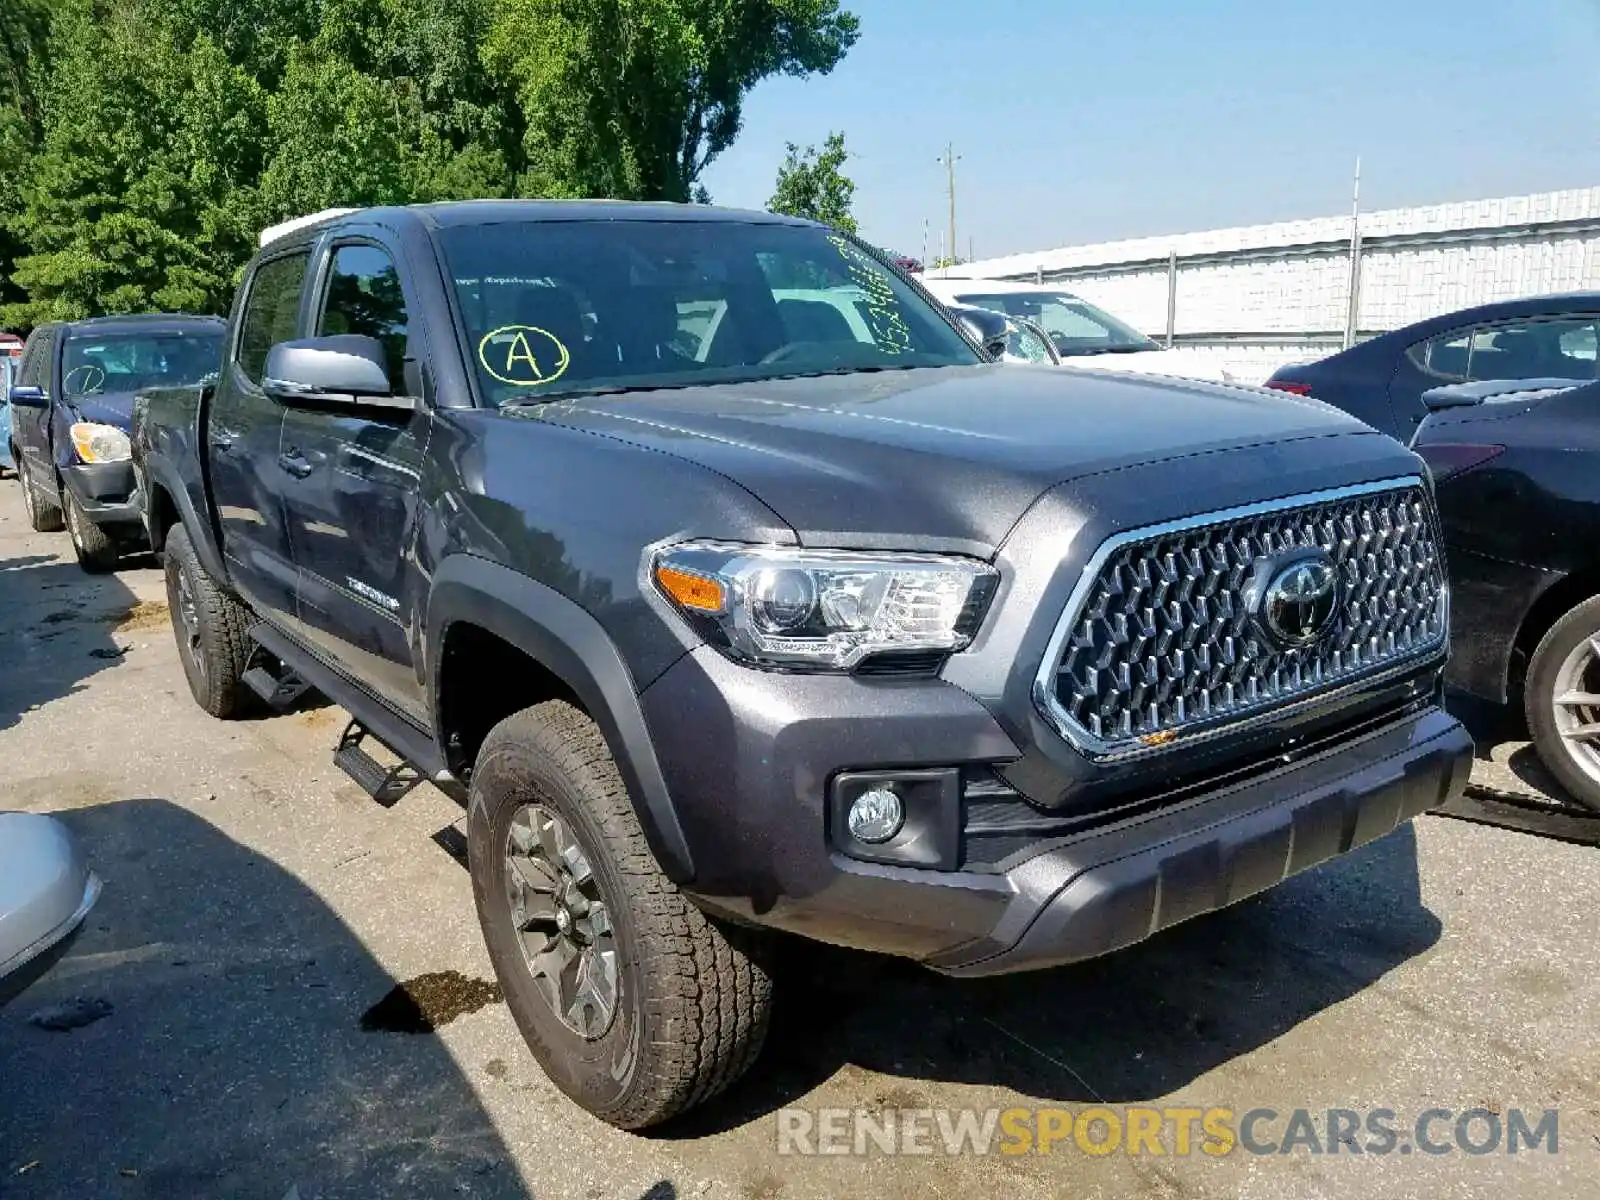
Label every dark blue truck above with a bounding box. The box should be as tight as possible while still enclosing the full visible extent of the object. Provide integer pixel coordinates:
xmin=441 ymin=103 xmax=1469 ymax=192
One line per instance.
xmin=7 ymin=313 xmax=223 ymax=569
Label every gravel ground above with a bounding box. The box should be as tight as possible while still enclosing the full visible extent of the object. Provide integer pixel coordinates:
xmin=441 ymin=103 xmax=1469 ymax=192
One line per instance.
xmin=1 ymin=483 xmax=1597 ymax=1200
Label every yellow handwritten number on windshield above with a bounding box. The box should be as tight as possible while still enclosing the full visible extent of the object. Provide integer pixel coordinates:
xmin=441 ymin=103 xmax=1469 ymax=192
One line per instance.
xmin=477 ymin=324 xmax=571 ymax=386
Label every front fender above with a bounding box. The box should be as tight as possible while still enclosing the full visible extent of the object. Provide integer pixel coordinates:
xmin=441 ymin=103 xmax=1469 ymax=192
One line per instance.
xmin=426 ymin=554 xmax=694 ymax=883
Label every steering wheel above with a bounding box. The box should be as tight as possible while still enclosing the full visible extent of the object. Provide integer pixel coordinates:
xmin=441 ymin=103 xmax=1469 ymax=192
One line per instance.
xmin=63 ymin=364 xmax=105 ymax=396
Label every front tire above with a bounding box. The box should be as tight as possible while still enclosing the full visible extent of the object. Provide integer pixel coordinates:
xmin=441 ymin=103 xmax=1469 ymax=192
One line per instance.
xmin=164 ymin=522 xmax=254 ymax=718
xmin=20 ymin=460 xmax=64 ymax=533
xmin=1525 ymin=595 xmax=1600 ymax=812
xmin=63 ymin=486 xmax=118 ymax=572
xmin=468 ymin=701 xmax=773 ymax=1129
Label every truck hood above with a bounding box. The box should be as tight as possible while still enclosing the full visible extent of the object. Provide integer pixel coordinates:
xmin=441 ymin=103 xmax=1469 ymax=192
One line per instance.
xmin=1061 ymin=348 xmax=1233 ymax=383
xmin=527 ymin=364 xmax=1382 ymax=552
xmin=63 ymin=390 xmax=139 ymax=431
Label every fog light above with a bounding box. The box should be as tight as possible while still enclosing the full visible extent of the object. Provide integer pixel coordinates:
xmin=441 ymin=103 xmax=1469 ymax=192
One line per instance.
xmin=846 ymin=787 xmax=904 ymax=844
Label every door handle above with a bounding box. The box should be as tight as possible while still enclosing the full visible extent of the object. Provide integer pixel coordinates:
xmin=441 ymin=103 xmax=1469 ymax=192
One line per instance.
xmin=277 ymin=448 xmax=314 ymax=479
xmin=210 ymin=427 xmax=239 ymax=452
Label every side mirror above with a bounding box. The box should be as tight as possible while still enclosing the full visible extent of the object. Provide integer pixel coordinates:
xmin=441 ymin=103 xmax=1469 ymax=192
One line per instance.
xmin=7 ymin=384 xmax=47 ymax=409
xmin=262 ymin=336 xmax=413 ymax=412
xmin=950 ymin=305 xmax=1010 ymax=360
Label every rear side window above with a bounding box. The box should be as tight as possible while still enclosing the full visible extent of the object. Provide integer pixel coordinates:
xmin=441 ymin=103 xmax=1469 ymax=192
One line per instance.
xmin=316 ymin=244 xmax=411 ymax=391
xmin=1409 ymin=330 xmax=1470 ymax=381
xmin=1466 ymin=317 xmax=1600 ymax=383
xmin=236 ymin=252 xmax=310 ymax=384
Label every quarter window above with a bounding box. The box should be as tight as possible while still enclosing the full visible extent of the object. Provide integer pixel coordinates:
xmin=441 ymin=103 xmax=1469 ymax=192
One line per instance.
xmin=1411 ymin=331 xmax=1470 ymax=381
xmin=317 ymin=244 xmax=411 ymax=391
xmin=237 ymin=252 xmax=310 ymax=385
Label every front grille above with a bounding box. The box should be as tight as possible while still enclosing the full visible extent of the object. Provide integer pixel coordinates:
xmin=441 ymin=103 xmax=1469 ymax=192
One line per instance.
xmin=1040 ymin=480 xmax=1446 ymax=756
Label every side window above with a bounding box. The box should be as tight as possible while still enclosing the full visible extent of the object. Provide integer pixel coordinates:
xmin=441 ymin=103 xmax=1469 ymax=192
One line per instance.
xmin=317 ymin=244 xmax=410 ymax=391
xmin=1467 ymin=317 xmax=1600 ymax=383
xmin=19 ymin=329 xmax=53 ymax=389
xmin=1408 ymin=330 xmax=1470 ymax=382
xmin=237 ymin=252 xmax=310 ymax=385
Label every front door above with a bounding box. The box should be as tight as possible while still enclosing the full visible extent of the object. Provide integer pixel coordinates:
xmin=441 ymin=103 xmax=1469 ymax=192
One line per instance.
xmin=209 ymin=249 xmax=307 ymax=626
xmin=279 ymin=240 xmax=431 ymax=723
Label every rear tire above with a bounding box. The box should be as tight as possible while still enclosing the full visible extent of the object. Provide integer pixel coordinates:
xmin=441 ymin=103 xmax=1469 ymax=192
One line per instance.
xmin=20 ymin=460 xmax=64 ymax=533
xmin=468 ymin=701 xmax=773 ymax=1130
xmin=1525 ymin=595 xmax=1600 ymax=812
xmin=63 ymin=486 xmax=118 ymax=572
xmin=164 ymin=522 xmax=254 ymax=718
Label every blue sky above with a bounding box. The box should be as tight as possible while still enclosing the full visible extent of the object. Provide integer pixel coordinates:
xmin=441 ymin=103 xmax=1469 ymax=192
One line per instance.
xmin=701 ymin=0 xmax=1600 ymax=260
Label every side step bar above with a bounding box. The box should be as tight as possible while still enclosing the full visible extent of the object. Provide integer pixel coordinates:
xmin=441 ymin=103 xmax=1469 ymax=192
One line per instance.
xmin=247 ymin=622 xmax=466 ymax=806
xmin=242 ymin=661 xmax=312 ymax=710
xmin=334 ymin=721 xmax=424 ymax=807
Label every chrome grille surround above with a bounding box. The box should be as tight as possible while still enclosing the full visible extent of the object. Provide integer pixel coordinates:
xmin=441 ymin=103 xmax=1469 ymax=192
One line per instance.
xmin=1032 ymin=478 xmax=1448 ymax=762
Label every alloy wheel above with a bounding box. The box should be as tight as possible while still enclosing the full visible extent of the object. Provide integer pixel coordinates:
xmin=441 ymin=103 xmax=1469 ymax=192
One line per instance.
xmin=503 ymin=803 xmax=619 ymax=1039
xmin=174 ymin=563 xmax=207 ymax=688
xmin=1551 ymin=632 xmax=1600 ymax=791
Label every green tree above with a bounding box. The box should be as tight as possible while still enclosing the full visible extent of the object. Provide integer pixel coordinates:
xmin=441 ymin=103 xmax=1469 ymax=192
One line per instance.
xmin=767 ymin=130 xmax=856 ymax=232
xmin=1 ymin=0 xmax=862 ymax=327
xmin=484 ymin=0 xmax=859 ymax=201
xmin=0 ymin=0 xmax=62 ymax=317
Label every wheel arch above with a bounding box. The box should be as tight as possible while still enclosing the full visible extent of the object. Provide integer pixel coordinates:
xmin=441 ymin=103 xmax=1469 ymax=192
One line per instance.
xmin=1512 ymin=568 xmax=1600 ymax=698
xmin=426 ymin=554 xmax=694 ymax=883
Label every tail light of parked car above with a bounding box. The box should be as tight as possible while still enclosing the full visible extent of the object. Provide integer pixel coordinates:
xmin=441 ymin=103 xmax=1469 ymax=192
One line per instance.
xmin=1264 ymin=379 xmax=1313 ymax=396
xmin=1412 ymin=442 xmax=1504 ymax=484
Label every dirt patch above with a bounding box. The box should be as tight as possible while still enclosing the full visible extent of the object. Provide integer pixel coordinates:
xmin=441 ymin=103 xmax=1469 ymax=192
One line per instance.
xmin=111 ymin=600 xmax=170 ymax=633
xmin=360 ymin=971 xmax=503 ymax=1033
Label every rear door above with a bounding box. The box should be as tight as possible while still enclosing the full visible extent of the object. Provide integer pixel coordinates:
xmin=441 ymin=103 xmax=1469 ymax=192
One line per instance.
xmin=210 ymin=249 xmax=308 ymax=626
xmin=278 ymin=236 xmax=432 ymax=722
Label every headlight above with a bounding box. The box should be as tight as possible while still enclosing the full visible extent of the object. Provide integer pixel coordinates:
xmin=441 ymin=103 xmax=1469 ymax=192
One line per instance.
xmin=651 ymin=542 xmax=998 ymax=671
xmin=70 ymin=422 xmax=131 ymax=463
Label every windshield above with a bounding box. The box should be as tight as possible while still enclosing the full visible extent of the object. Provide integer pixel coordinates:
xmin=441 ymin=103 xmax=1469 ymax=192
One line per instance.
xmin=953 ymin=291 xmax=1158 ymax=356
xmin=438 ymin=220 xmax=981 ymax=405
xmin=62 ymin=330 xmax=222 ymax=396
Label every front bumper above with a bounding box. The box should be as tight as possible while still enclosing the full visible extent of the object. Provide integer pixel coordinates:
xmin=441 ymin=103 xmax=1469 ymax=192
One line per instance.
xmin=59 ymin=460 xmax=142 ymax=530
xmin=643 ymin=646 xmax=1472 ymax=970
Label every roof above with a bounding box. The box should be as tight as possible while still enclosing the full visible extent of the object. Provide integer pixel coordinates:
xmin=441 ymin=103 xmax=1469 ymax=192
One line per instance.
xmin=1356 ymin=290 xmax=1600 ymax=349
xmin=62 ymin=313 xmax=226 ymax=336
xmin=258 ymin=200 xmax=813 ymax=244
xmin=260 ymin=207 xmax=359 ymax=246
xmin=413 ymin=199 xmax=809 ymax=229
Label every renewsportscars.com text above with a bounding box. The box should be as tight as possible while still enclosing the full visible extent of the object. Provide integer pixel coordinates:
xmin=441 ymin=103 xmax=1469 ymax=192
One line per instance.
xmin=775 ymin=1106 xmax=1560 ymax=1158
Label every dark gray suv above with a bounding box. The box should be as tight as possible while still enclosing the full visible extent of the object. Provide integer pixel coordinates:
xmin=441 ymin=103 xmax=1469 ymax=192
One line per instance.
xmin=131 ymin=201 xmax=1473 ymax=1129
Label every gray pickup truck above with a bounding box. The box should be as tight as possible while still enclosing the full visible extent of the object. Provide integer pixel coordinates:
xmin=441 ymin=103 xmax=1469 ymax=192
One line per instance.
xmin=131 ymin=200 xmax=1472 ymax=1129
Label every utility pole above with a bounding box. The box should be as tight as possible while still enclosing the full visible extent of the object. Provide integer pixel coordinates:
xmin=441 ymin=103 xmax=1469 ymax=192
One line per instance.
xmin=936 ymin=143 xmax=960 ymax=275
xmin=1343 ymin=156 xmax=1362 ymax=350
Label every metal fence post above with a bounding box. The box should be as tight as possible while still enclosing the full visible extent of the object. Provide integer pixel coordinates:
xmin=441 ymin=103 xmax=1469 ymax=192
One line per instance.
xmin=1165 ymin=249 xmax=1178 ymax=349
xmin=1343 ymin=228 xmax=1362 ymax=350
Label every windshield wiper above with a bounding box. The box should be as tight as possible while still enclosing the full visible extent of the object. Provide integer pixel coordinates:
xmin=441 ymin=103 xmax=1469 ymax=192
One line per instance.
xmin=502 ymin=381 xmax=702 ymax=406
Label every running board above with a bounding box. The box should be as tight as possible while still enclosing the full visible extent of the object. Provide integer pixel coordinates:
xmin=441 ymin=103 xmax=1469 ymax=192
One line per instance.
xmin=334 ymin=720 xmax=424 ymax=808
xmin=246 ymin=623 xmax=463 ymax=805
xmin=242 ymin=661 xmax=312 ymax=710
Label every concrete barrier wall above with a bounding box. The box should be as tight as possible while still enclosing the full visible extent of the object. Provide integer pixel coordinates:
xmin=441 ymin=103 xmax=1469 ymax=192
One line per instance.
xmin=942 ymin=188 xmax=1600 ymax=383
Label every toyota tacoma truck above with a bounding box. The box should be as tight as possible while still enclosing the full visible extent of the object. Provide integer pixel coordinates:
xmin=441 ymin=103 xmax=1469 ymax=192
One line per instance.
xmin=131 ymin=201 xmax=1472 ymax=1130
